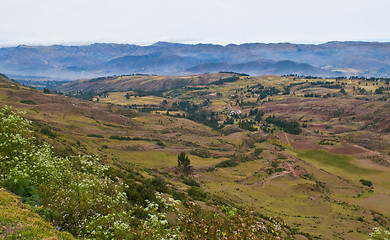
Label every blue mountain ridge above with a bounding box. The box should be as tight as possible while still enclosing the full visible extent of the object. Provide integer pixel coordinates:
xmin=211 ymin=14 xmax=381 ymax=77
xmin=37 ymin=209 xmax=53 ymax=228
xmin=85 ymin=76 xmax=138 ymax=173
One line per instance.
xmin=1 ymin=41 xmax=389 ymax=80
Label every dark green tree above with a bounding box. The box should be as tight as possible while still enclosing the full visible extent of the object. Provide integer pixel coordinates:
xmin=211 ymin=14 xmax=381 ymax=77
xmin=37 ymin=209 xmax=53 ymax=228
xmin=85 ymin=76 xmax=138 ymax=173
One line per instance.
xmin=178 ymin=152 xmax=191 ymax=173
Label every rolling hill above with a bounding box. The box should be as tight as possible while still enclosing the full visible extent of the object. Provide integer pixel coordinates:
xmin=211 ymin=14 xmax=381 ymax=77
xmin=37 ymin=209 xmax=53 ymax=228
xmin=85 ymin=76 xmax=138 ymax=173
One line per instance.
xmin=1 ymin=72 xmax=390 ymax=239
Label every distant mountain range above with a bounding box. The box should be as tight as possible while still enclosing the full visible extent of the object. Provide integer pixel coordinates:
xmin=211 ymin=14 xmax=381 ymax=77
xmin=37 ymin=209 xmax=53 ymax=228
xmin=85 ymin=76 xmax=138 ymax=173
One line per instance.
xmin=1 ymin=41 xmax=390 ymax=80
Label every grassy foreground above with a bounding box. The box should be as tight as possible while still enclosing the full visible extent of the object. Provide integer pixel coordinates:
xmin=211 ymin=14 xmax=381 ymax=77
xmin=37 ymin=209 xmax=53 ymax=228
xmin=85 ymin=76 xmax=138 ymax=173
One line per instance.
xmin=0 ymin=188 xmax=74 ymax=239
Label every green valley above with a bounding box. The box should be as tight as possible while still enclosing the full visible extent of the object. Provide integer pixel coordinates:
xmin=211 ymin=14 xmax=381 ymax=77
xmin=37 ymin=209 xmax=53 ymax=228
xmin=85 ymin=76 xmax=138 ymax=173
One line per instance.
xmin=1 ymin=73 xmax=390 ymax=239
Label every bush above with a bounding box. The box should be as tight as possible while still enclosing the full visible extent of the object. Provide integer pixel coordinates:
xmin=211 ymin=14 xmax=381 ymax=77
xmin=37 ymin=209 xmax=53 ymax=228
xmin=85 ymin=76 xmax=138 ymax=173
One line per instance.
xmin=109 ymin=135 xmax=131 ymax=140
xmin=190 ymin=148 xmax=211 ymax=158
xmin=360 ymin=179 xmax=373 ymax=187
xmin=87 ymin=134 xmax=104 ymax=138
xmin=20 ymin=99 xmax=36 ymax=105
xmin=215 ymin=159 xmax=239 ymax=168
xmin=183 ymin=178 xmax=200 ymax=187
xmin=254 ymin=148 xmax=263 ymax=156
xmin=0 ymin=106 xmax=128 ymax=236
xmin=41 ymin=127 xmax=57 ymax=138
xmin=187 ymin=186 xmax=207 ymax=200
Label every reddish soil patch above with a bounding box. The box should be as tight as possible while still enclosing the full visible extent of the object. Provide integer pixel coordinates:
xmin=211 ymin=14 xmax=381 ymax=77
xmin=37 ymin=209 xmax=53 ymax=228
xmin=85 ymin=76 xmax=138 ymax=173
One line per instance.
xmin=290 ymin=139 xmax=324 ymax=150
xmin=308 ymin=124 xmax=327 ymax=131
xmin=331 ymin=126 xmax=354 ymax=134
xmin=327 ymin=143 xmax=367 ymax=155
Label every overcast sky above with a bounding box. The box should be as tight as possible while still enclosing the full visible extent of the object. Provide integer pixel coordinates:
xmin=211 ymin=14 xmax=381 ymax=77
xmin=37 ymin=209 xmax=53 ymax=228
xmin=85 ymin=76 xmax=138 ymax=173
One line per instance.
xmin=1 ymin=0 xmax=389 ymax=46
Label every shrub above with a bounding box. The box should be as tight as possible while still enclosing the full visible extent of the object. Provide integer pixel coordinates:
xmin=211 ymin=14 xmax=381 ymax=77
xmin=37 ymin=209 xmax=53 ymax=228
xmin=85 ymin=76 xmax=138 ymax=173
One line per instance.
xmin=215 ymin=159 xmax=239 ymax=168
xmin=183 ymin=178 xmax=200 ymax=187
xmin=41 ymin=127 xmax=57 ymax=138
xmin=87 ymin=134 xmax=104 ymax=138
xmin=109 ymin=135 xmax=131 ymax=140
xmin=254 ymin=147 xmax=263 ymax=156
xmin=190 ymin=148 xmax=211 ymax=158
xmin=20 ymin=99 xmax=36 ymax=105
xmin=187 ymin=186 xmax=207 ymax=200
xmin=360 ymin=179 xmax=373 ymax=187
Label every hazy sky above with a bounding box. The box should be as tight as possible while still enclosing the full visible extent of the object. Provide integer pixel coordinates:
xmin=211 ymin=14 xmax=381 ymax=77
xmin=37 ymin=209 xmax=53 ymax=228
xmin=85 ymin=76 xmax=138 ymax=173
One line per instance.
xmin=1 ymin=0 xmax=389 ymax=46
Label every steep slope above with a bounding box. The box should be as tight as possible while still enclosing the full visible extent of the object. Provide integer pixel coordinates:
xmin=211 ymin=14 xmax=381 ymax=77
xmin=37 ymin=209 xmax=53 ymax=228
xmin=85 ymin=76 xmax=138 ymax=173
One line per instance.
xmin=0 ymin=188 xmax=74 ymax=239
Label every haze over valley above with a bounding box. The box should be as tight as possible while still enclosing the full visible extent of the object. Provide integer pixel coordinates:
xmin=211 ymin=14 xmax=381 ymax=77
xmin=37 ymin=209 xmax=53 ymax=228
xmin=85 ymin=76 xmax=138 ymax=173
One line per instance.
xmin=1 ymin=41 xmax=390 ymax=81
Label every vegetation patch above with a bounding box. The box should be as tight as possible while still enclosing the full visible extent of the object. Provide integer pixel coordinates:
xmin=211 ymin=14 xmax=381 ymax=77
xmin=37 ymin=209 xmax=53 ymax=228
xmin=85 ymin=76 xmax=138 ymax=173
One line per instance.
xmin=183 ymin=178 xmax=200 ymax=187
xmin=20 ymin=99 xmax=36 ymax=105
xmin=265 ymin=115 xmax=301 ymax=135
xmin=40 ymin=127 xmax=57 ymax=138
xmin=190 ymin=148 xmax=211 ymax=158
xmin=360 ymin=179 xmax=373 ymax=187
xmin=211 ymin=76 xmax=240 ymax=85
xmin=0 ymin=189 xmax=74 ymax=239
xmin=215 ymin=159 xmax=239 ymax=168
xmin=318 ymin=139 xmax=338 ymax=145
xmin=87 ymin=133 xmax=104 ymax=138
xmin=187 ymin=186 xmax=207 ymax=200
xmin=297 ymin=149 xmax=377 ymax=174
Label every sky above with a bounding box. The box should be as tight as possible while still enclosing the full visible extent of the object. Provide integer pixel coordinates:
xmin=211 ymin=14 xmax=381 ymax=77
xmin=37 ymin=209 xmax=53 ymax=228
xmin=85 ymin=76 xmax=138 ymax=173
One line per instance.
xmin=1 ymin=0 xmax=389 ymax=47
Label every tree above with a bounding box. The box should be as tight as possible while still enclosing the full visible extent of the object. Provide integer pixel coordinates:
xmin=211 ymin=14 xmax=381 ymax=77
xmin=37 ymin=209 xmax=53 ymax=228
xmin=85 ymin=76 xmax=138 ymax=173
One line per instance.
xmin=43 ymin=88 xmax=50 ymax=94
xmin=177 ymin=152 xmax=190 ymax=173
xmin=125 ymin=93 xmax=131 ymax=100
xmin=375 ymin=87 xmax=384 ymax=94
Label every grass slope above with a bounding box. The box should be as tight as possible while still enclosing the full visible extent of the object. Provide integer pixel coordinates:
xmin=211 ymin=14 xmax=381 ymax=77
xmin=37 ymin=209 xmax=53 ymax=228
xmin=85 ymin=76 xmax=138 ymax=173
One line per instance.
xmin=0 ymin=189 xmax=74 ymax=240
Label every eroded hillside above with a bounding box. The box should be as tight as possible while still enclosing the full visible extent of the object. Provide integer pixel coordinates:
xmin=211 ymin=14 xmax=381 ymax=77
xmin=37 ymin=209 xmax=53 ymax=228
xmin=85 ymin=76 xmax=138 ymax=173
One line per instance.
xmin=1 ymin=73 xmax=390 ymax=239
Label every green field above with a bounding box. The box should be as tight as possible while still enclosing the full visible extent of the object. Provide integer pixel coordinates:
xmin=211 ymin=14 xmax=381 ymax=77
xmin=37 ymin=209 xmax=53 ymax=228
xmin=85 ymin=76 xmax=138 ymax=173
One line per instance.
xmin=297 ymin=149 xmax=379 ymax=175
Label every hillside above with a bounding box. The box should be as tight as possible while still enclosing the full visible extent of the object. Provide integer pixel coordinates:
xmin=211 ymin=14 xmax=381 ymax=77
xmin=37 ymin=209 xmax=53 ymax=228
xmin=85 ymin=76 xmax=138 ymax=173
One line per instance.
xmin=0 ymin=188 xmax=74 ymax=239
xmin=1 ymin=73 xmax=390 ymax=239
xmin=56 ymin=72 xmax=238 ymax=93
xmin=1 ymin=42 xmax=390 ymax=81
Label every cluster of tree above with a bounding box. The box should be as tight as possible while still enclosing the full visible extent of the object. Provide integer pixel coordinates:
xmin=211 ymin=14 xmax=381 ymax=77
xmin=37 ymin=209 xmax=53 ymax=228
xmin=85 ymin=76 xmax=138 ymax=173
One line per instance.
xmin=249 ymin=108 xmax=265 ymax=122
xmin=169 ymin=101 xmax=220 ymax=130
xmin=238 ymin=120 xmax=257 ymax=131
xmin=310 ymin=81 xmax=345 ymax=89
xmin=218 ymin=71 xmax=250 ymax=76
xmin=282 ymin=74 xmax=323 ymax=79
xmin=265 ymin=115 xmax=301 ymax=135
xmin=260 ymin=122 xmax=274 ymax=133
xmin=283 ymin=82 xmax=306 ymax=95
xmin=303 ymin=93 xmax=322 ymax=98
xmin=65 ymin=91 xmax=96 ymax=101
xmin=375 ymin=86 xmax=390 ymax=94
xmin=224 ymin=116 xmax=235 ymax=124
xmin=211 ymin=76 xmax=240 ymax=85
xmin=350 ymin=76 xmax=390 ymax=83
xmin=254 ymin=87 xmax=281 ymax=100
xmin=127 ymin=104 xmax=162 ymax=112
